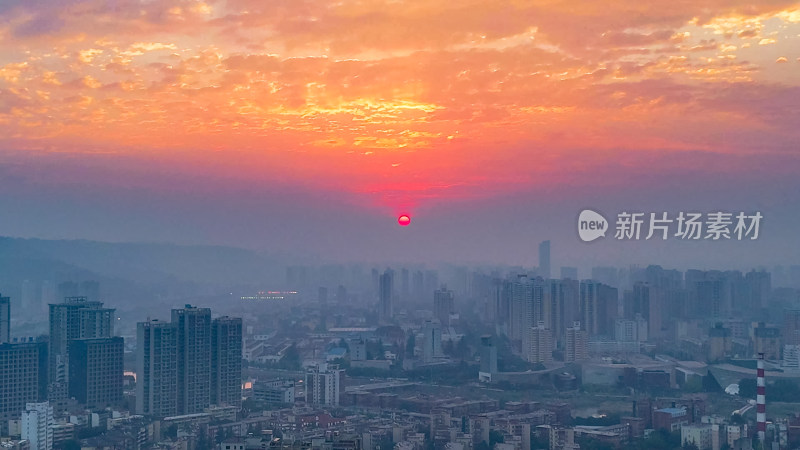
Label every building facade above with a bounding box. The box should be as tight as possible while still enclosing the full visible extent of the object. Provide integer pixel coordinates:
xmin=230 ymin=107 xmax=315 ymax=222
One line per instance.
xmin=211 ymin=316 xmax=243 ymax=408
xmin=68 ymin=337 xmax=123 ymax=409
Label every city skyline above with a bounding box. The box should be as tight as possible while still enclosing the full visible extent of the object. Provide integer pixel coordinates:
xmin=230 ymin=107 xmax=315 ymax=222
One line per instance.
xmin=1 ymin=1 xmax=799 ymax=446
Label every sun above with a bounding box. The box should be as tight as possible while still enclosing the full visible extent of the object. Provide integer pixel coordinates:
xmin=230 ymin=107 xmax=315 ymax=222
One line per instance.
xmin=398 ymin=214 xmax=411 ymax=226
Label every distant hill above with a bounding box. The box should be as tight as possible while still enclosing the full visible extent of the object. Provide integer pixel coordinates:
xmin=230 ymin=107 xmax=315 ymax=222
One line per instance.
xmin=0 ymin=236 xmax=283 ymax=286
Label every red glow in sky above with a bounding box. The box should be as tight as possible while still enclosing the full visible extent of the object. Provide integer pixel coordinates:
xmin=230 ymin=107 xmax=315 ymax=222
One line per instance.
xmin=0 ymin=0 xmax=799 ymax=244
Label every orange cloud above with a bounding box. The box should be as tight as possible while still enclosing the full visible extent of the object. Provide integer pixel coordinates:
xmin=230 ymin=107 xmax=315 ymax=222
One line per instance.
xmin=1 ymin=0 xmax=799 ymax=210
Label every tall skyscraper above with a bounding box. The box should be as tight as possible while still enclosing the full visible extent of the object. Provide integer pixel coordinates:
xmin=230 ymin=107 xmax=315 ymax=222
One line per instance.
xmin=433 ymin=287 xmax=455 ymax=327
xmin=746 ymin=270 xmax=772 ymax=310
xmin=544 ymin=278 xmax=580 ymax=348
xmin=21 ymin=402 xmax=54 ymax=450
xmin=632 ymin=283 xmax=662 ymax=339
xmin=479 ymin=336 xmax=498 ymax=381
xmin=527 ymin=323 xmax=553 ymax=364
xmin=68 ymin=337 xmax=123 ymax=409
xmin=412 ymin=270 xmax=425 ymax=300
xmin=783 ymin=309 xmax=800 ymax=346
xmin=401 ymin=268 xmax=410 ymax=299
xmin=137 ymin=309 xmax=243 ymax=417
xmin=0 ymin=294 xmax=9 ymax=344
xmin=48 ymin=297 xmax=114 ymax=412
xmin=492 ymin=278 xmax=512 ymax=333
xmin=211 ymin=316 xmax=243 ymax=408
xmin=136 ymin=319 xmax=178 ymax=417
xmin=538 ymin=240 xmax=551 ymax=279
xmin=579 ymin=281 xmax=599 ymax=336
xmin=565 ymin=322 xmax=588 ymax=362
xmin=421 ymin=319 xmax=443 ymax=363
xmin=305 ymin=363 xmax=344 ymax=406
xmin=0 ymin=341 xmax=48 ymax=434
xmin=424 ymin=270 xmax=439 ymax=299
xmin=560 ymin=267 xmax=578 ymax=280
xmin=48 ymin=297 xmax=114 ymax=384
xmin=379 ymin=270 xmax=393 ymax=323
xmin=580 ymin=281 xmax=619 ymax=337
xmin=510 ymin=275 xmax=545 ymax=343
xmin=172 ymin=305 xmax=212 ymax=415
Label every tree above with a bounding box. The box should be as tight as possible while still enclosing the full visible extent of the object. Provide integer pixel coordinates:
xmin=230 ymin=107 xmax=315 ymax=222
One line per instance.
xmin=682 ymin=440 xmax=700 ymax=450
xmin=196 ymin=427 xmax=212 ymax=450
xmin=738 ymin=378 xmax=757 ymax=399
xmin=456 ymin=337 xmax=470 ymax=359
xmin=280 ymin=344 xmax=301 ymax=370
xmin=489 ymin=430 xmax=505 ymax=446
xmin=406 ymin=333 xmax=416 ymax=356
xmin=57 ymin=440 xmax=81 ymax=450
xmin=684 ymin=376 xmax=703 ymax=393
xmin=576 ymin=437 xmax=614 ymax=450
xmin=165 ymin=424 xmax=179 ymax=439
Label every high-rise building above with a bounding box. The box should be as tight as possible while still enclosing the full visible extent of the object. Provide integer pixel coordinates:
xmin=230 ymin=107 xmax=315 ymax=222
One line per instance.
xmin=479 ymin=336 xmax=497 ymax=382
xmin=783 ymin=344 xmax=800 ymax=371
xmin=379 ymin=270 xmax=393 ymax=323
xmin=708 ymin=323 xmax=732 ymax=362
xmin=68 ymin=337 xmax=123 ymax=409
xmin=48 ymin=297 xmax=114 ymax=384
xmin=0 ymin=294 xmax=9 ymax=344
xmin=172 ymin=305 xmax=212 ymax=415
xmin=538 ymin=240 xmax=551 ymax=279
xmin=48 ymin=297 xmax=114 ymax=412
xmin=746 ymin=270 xmax=772 ymax=310
xmin=579 ymin=281 xmax=599 ymax=336
xmin=615 ymin=315 xmax=647 ymax=343
xmin=0 ymin=341 xmax=48 ymax=434
xmin=510 ymin=275 xmax=545 ymax=343
xmin=412 ymin=270 xmax=425 ymax=300
xmin=211 ymin=316 xmax=243 ymax=408
xmin=424 ymin=270 xmax=439 ymax=299
xmin=560 ymin=267 xmax=578 ymax=280
xmin=21 ymin=402 xmax=53 ymax=450
xmin=527 ymin=323 xmax=553 ymax=364
xmin=401 ymin=268 xmax=410 ymax=300
xmin=579 ymin=281 xmax=618 ymax=337
xmin=783 ymin=310 xmax=800 ymax=346
xmin=136 ymin=319 xmax=178 ymax=417
xmin=305 ymin=363 xmax=344 ymax=406
xmin=433 ymin=287 xmax=455 ymax=327
xmin=421 ymin=320 xmax=443 ymax=363
xmin=591 ymin=267 xmax=620 ymax=288
xmin=753 ymin=322 xmax=780 ymax=360
xmin=544 ymin=278 xmax=579 ymax=348
xmin=632 ymin=283 xmax=662 ymax=339
xmin=137 ymin=309 xmax=243 ymax=417
xmin=565 ymin=322 xmax=588 ymax=362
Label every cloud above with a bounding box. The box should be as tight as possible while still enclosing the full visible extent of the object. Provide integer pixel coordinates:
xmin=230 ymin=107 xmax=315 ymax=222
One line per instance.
xmin=0 ymin=0 xmax=799 ymax=213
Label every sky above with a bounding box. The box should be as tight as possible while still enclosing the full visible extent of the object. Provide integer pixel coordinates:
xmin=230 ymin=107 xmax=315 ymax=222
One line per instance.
xmin=0 ymin=0 xmax=799 ymax=270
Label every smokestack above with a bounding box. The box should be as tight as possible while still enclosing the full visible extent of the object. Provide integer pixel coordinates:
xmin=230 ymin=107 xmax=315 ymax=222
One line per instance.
xmin=757 ymin=352 xmax=766 ymax=443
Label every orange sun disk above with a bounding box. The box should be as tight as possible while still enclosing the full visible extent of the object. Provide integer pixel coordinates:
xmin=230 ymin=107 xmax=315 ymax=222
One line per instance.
xmin=398 ymin=214 xmax=411 ymax=226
